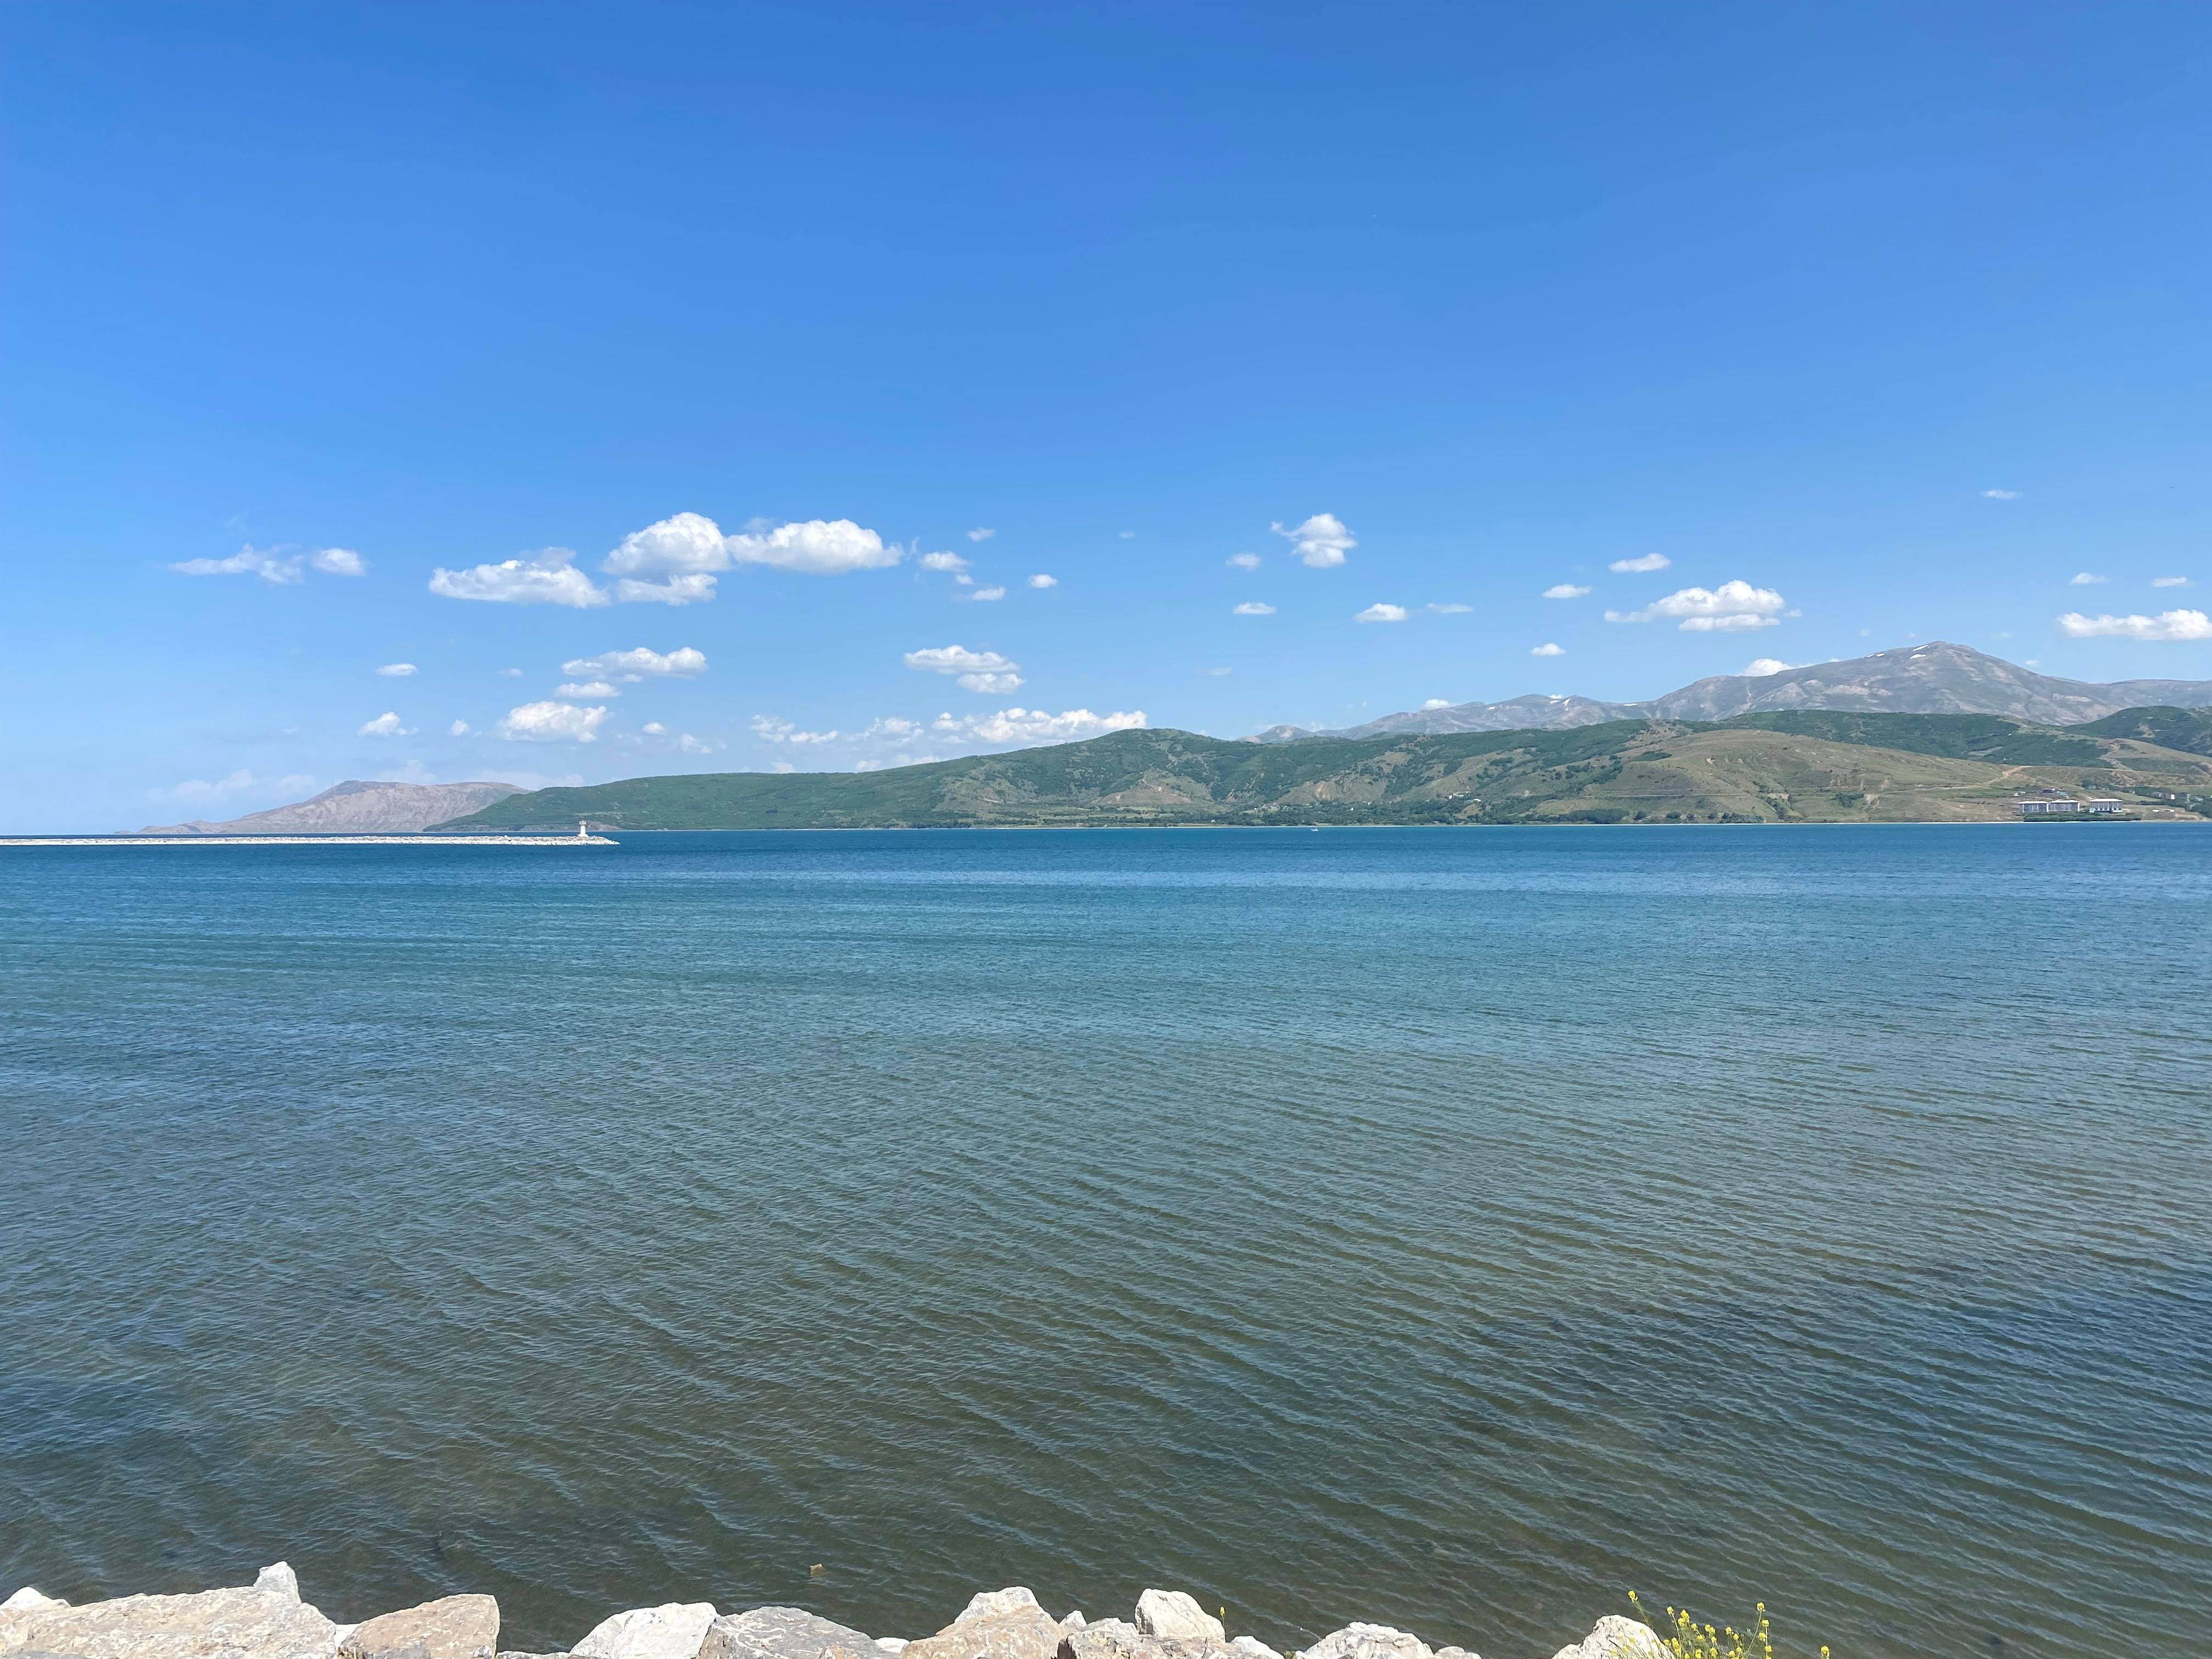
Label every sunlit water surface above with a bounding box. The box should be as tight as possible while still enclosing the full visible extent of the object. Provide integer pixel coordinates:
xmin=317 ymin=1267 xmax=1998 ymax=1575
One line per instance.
xmin=3 ymin=827 xmax=2207 ymax=1658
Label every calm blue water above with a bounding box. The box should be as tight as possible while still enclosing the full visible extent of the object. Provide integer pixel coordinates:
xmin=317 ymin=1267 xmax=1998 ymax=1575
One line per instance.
xmin=3 ymin=827 xmax=2208 ymax=1658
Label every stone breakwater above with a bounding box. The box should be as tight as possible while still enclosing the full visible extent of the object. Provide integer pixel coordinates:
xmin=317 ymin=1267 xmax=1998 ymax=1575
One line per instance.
xmin=0 ymin=1571 xmax=1669 ymax=1659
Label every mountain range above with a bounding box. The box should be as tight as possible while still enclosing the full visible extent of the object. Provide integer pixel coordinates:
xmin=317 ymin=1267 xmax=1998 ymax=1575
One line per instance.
xmin=443 ymin=706 xmax=2212 ymax=831
xmin=138 ymin=779 xmax=521 ymax=834
xmin=1251 ymin=641 xmax=2212 ymax=741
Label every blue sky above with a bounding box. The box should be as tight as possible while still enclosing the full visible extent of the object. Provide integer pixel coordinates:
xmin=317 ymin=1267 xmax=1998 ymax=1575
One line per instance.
xmin=4 ymin=2 xmax=2209 ymax=830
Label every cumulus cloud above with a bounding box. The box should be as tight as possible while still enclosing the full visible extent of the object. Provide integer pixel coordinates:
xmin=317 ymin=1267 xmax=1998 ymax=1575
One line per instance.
xmin=904 ymin=644 xmax=1023 ymax=693
xmin=449 ymin=720 xmax=471 ymax=736
xmin=1427 ymin=602 xmax=1472 ymax=613
xmin=1355 ymin=603 xmax=1408 ymax=623
xmin=1227 ymin=552 xmax=1261 ymax=571
xmin=376 ymin=662 xmax=417 ymax=677
xmin=966 ymin=528 xmax=996 ymax=542
xmin=930 ymin=707 xmax=1146 ymax=744
xmin=750 ymin=715 xmax=842 ymax=744
xmin=1983 ymin=488 xmax=2020 ymax=500
xmin=1232 ymin=601 xmax=1276 ymax=616
xmin=1530 ymin=642 xmax=1565 ymax=656
xmin=1029 ymin=574 xmax=1057 ymax=588
xmin=555 ymin=680 xmax=620 ymax=699
xmin=430 ymin=546 xmax=610 ymax=607
xmin=560 ymin=646 xmax=708 ymax=681
xmin=972 ymin=586 xmax=1007 ymax=601
xmin=172 ymin=544 xmax=366 ymax=584
xmin=641 ymin=721 xmax=666 ymax=735
xmin=1609 ymin=553 xmax=1672 ymax=573
xmin=1543 ymin=584 xmax=1590 ymax=600
xmin=2056 ymin=609 xmax=2212 ymax=641
xmin=2152 ymin=575 xmax=2192 ymax=588
xmin=357 ymin=712 xmax=415 ymax=737
xmin=1607 ymin=580 xmax=1786 ymax=631
xmin=1741 ymin=658 xmax=1794 ymax=676
xmin=920 ymin=550 xmax=971 ymax=575
xmin=1420 ymin=699 xmax=1452 ymax=710
xmin=2070 ymin=572 xmax=2108 ymax=585
xmin=499 ymin=667 xmax=523 ymax=678
xmin=1273 ymin=512 xmax=1356 ymax=568
xmin=498 ymin=701 xmax=608 ymax=741
xmin=677 ymin=733 xmax=716 ymax=754
xmin=594 ymin=512 xmax=902 ymax=603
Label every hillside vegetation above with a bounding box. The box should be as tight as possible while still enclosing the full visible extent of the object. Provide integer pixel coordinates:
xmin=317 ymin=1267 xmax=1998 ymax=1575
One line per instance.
xmin=438 ymin=709 xmax=2212 ymax=831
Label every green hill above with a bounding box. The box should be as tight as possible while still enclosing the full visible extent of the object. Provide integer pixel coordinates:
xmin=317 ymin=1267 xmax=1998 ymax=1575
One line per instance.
xmin=437 ymin=709 xmax=2212 ymax=831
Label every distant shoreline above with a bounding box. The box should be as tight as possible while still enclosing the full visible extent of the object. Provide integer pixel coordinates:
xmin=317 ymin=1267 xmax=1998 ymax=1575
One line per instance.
xmin=1 ymin=833 xmax=616 ymax=848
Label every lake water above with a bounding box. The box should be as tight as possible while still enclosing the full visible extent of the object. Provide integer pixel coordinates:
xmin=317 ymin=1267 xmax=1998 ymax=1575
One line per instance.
xmin=3 ymin=827 xmax=2208 ymax=1658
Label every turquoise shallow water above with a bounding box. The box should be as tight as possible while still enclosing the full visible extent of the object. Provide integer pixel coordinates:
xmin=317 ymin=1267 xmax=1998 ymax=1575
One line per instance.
xmin=2 ymin=826 xmax=2208 ymax=1658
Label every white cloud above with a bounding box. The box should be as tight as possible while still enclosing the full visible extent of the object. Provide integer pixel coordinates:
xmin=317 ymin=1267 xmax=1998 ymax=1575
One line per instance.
xmin=966 ymin=527 xmax=996 ymax=542
xmin=357 ymin=712 xmax=415 ymax=738
xmin=1273 ymin=512 xmax=1356 ymax=568
xmin=2070 ymin=572 xmax=2108 ymax=585
xmin=2056 ymin=609 xmax=2212 ymax=641
xmin=1606 ymin=580 xmax=1786 ymax=632
xmin=1530 ymin=642 xmax=1565 ymax=656
xmin=750 ymin=715 xmax=842 ymax=744
xmin=1232 ymin=601 xmax=1276 ymax=616
xmin=1028 ymin=573 xmax=1057 ymax=588
xmin=1609 ymin=553 xmax=1672 ymax=573
xmin=920 ymin=550 xmax=971 ymax=574
xmin=1983 ymin=488 xmax=2020 ymax=500
xmin=497 ymin=701 xmax=609 ymax=741
xmin=930 ymin=707 xmax=1146 ymax=744
xmin=430 ymin=546 xmax=610 ymax=607
xmin=1420 ymin=699 xmax=1452 ymax=710
xmin=959 ymin=672 xmax=1023 ymax=693
xmin=2152 ymin=575 xmax=2192 ymax=588
xmin=449 ymin=720 xmax=471 ymax=736
xmin=595 ymin=512 xmax=901 ymax=603
xmin=1427 ymin=602 xmax=1472 ymax=613
xmin=555 ymin=679 xmax=620 ymax=699
xmin=1227 ymin=552 xmax=1261 ymax=571
xmin=560 ymin=646 xmax=708 ymax=680
xmin=172 ymin=544 xmax=364 ymax=584
xmin=376 ymin=662 xmax=417 ymax=677
xmin=153 ymin=769 xmax=316 ymax=805
xmin=677 ymin=733 xmax=716 ymax=754
xmin=904 ymin=644 xmax=1024 ymax=693
xmin=641 ymin=721 xmax=667 ymax=735
xmin=1355 ymin=603 xmax=1408 ymax=623
xmin=499 ymin=667 xmax=523 ymax=678
xmin=1741 ymin=658 xmax=1794 ymax=676
xmin=725 ymin=517 xmax=900 ymax=574
xmin=972 ymin=586 xmax=1007 ymax=601
xmin=1542 ymin=584 xmax=1590 ymax=600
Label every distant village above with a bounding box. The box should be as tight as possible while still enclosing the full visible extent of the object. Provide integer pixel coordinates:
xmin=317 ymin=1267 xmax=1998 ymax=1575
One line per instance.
xmin=2015 ymin=790 xmax=2128 ymax=817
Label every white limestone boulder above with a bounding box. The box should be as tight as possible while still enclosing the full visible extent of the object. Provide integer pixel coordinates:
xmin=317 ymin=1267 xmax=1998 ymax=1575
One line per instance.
xmin=573 ymin=1604 xmax=718 ymax=1659
xmin=342 ymin=1594 xmax=501 ymax=1659
xmin=698 ymin=1607 xmax=879 ymax=1659
xmin=0 ymin=1583 xmax=340 ymax=1658
xmin=1132 ymin=1597 xmax=1220 ymax=1647
xmin=955 ymin=1594 xmax=1040 ymax=1627
xmin=1548 ymin=1618 xmax=1663 ymax=1659
xmin=1302 ymin=1625 xmax=1431 ymax=1659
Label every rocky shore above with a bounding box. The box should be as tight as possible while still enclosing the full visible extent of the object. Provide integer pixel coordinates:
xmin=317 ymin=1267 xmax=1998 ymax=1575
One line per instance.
xmin=0 ymin=1569 xmax=1665 ymax=1659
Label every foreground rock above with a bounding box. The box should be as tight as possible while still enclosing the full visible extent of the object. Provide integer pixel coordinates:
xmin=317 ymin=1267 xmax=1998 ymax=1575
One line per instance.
xmin=1548 ymin=1618 xmax=1663 ymax=1659
xmin=901 ymin=1607 xmax=1066 ymax=1659
xmin=1305 ymin=1626 xmax=1432 ymax=1659
xmin=699 ymin=1607 xmax=879 ymax=1659
xmin=572 ymin=1605 xmax=718 ymax=1659
xmin=0 ymin=1566 xmax=339 ymax=1659
xmin=341 ymin=1595 xmax=500 ymax=1659
xmin=1132 ymin=1596 xmax=1220 ymax=1647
